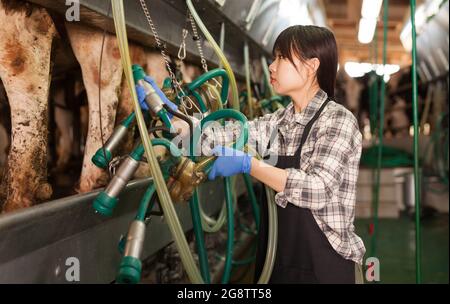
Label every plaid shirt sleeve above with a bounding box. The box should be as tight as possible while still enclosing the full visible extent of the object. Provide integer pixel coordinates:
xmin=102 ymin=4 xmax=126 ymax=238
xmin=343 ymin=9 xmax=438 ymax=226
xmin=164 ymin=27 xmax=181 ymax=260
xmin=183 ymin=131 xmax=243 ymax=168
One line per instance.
xmin=198 ymin=109 xmax=284 ymax=156
xmin=275 ymin=108 xmax=362 ymax=209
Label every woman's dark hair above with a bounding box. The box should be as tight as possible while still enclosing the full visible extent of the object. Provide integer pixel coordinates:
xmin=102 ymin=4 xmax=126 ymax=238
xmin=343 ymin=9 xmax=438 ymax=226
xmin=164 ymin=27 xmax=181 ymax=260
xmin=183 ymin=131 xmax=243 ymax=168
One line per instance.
xmin=273 ymin=25 xmax=338 ymax=97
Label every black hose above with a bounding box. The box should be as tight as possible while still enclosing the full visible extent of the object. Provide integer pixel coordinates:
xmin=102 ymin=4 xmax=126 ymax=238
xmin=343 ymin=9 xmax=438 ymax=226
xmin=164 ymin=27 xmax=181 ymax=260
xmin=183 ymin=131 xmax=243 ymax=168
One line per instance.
xmin=148 ymin=119 xmax=170 ymax=139
xmin=148 ymin=125 xmax=170 ymax=135
xmin=145 ymin=179 xmax=174 ymax=221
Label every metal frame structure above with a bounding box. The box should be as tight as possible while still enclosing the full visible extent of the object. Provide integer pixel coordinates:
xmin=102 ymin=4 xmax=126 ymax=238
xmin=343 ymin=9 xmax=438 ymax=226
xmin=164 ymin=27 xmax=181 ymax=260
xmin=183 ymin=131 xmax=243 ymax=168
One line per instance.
xmin=0 ymin=176 xmax=249 ymax=283
xmin=27 ymin=0 xmax=274 ymax=79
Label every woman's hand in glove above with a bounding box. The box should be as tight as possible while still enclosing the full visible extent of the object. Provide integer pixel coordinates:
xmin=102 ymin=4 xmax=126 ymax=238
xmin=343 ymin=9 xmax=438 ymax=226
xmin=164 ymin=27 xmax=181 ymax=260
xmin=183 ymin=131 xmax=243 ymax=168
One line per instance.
xmin=135 ymin=75 xmax=178 ymax=114
xmin=208 ymin=146 xmax=252 ymax=180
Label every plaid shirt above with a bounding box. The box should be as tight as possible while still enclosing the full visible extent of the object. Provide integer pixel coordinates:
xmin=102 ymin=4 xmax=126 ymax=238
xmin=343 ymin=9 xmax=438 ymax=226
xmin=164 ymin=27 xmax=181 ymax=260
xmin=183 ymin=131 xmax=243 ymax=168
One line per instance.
xmin=200 ymin=89 xmax=366 ymax=264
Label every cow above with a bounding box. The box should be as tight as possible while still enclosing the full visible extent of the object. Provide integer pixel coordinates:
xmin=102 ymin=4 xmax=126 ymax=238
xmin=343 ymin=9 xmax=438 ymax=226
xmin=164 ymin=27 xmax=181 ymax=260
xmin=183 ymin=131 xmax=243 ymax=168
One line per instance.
xmin=0 ymin=0 xmax=190 ymax=213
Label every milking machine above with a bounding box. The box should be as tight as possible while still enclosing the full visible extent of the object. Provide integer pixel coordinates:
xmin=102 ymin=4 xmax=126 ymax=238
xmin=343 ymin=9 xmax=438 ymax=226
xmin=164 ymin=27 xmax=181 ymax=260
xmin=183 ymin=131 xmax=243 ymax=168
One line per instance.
xmin=88 ymin=0 xmax=278 ymax=284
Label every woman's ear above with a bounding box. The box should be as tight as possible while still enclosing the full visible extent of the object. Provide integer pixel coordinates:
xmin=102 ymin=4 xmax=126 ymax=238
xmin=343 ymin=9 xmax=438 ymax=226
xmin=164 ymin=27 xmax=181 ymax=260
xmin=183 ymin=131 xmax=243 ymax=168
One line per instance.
xmin=307 ymin=58 xmax=320 ymax=75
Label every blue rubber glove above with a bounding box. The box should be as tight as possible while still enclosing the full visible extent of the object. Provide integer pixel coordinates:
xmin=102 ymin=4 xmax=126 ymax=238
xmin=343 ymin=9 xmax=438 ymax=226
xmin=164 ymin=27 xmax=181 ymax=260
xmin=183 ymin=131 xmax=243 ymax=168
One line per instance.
xmin=208 ymin=146 xmax=252 ymax=180
xmin=135 ymin=76 xmax=178 ymax=117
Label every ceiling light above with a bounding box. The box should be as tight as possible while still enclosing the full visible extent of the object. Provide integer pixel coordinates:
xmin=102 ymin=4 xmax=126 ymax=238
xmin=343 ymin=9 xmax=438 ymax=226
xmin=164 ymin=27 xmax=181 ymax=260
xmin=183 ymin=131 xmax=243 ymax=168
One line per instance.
xmin=361 ymin=0 xmax=383 ymax=19
xmin=358 ymin=17 xmax=377 ymax=44
xmin=344 ymin=62 xmax=366 ymax=78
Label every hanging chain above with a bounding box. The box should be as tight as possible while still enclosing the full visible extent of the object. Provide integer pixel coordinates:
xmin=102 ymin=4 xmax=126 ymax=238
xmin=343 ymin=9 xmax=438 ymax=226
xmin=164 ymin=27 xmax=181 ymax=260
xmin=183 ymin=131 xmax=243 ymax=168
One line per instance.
xmin=139 ymin=0 xmax=182 ymax=94
xmin=188 ymin=12 xmax=222 ymax=93
xmin=188 ymin=12 xmax=208 ymax=73
xmin=139 ymin=0 xmax=203 ymax=118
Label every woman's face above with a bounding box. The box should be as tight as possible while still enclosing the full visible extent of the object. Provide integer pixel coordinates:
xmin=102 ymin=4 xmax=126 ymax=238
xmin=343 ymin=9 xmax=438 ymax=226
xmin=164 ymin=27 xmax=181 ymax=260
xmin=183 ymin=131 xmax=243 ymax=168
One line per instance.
xmin=268 ymin=51 xmax=318 ymax=96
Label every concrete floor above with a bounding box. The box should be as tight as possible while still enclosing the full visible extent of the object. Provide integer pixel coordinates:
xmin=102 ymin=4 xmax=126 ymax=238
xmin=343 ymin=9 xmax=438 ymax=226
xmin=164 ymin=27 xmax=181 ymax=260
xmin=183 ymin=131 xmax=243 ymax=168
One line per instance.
xmin=231 ymin=211 xmax=449 ymax=284
xmin=355 ymin=213 xmax=449 ymax=284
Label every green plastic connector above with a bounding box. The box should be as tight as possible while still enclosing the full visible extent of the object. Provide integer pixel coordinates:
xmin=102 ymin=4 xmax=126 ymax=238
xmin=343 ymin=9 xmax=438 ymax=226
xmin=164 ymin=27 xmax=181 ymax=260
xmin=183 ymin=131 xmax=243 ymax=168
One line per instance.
xmin=132 ymin=64 xmax=146 ymax=82
xmin=93 ymin=191 xmax=118 ymax=217
xmin=92 ymin=148 xmax=112 ymax=169
xmin=163 ymin=77 xmax=172 ymax=89
xmin=116 ymin=256 xmax=142 ymax=284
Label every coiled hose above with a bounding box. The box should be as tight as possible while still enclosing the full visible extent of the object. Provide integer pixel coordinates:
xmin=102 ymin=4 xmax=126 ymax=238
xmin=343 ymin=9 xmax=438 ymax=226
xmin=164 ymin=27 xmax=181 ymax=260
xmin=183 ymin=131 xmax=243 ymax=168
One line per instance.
xmin=186 ymin=0 xmax=239 ymax=110
xmin=112 ymin=0 xmax=203 ymax=283
xmin=113 ymin=0 xmax=277 ymax=284
xmin=187 ymin=0 xmax=277 ymax=283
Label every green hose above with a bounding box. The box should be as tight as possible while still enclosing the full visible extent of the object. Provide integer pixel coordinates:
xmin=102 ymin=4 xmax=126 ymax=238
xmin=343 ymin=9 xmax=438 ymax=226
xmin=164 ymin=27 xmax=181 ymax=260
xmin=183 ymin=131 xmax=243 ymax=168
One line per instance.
xmin=135 ymin=183 xmax=156 ymax=222
xmin=186 ymin=0 xmax=239 ymax=110
xmin=117 ymin=111 xmax=136 ymax=128
xmin=221 ymin=176 xmax=235 ymax=283
xmin=190 ymin=91 xmax=209 ymax=113
xmin=369 ymin=72 xmax=379 ymax=134
xmin=242 ymin=174 xmax=260 ymax=232
xmin=184 ymin=4 xmax=266 ymax=282
xmin=190 ymin=189 xmax=211 ymax=283
xmin=186 ymin=69 xmax=230 ymax=106
xmin=246 ymin=145 xmax=277 ymax=283
xmin=176 ymin=69 xmax=229 ymax=113
xmin=198 ymin=109 xmax=248 ymax=149
xmin=131 ymin=138 xmax=182 ymax=161
xmin=410 ymin=0 xmax=422 ymax=284
xmin=203 ymin=82 xmax=224 ymax=110
xmin=114 ymin=0 xmax=277 ymax=284
xmin=260 ymin=96 xmax=285 ymax=113
xmin=370 ymin=6 xmax=386 ymax=262
xmin=190 ymin=109 xmax=248 ymax=283
xmin=157 ymin=108 xmax=175 ymax=133
xmin=192 ymin=109 xmax=249 ymax=164
xmin=112 ymin=0 xmax=204 ymax=283
xmin=191 ymin=110 xmax=248 ymax=176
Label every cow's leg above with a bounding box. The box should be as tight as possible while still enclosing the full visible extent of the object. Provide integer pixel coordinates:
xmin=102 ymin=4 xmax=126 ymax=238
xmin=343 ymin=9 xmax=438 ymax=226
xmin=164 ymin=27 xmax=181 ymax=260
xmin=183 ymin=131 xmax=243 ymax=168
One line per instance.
xmin=0 ymin=3 xmax=56 ymax=212
xmin=53 ymin=85 xmax=73 ymax=171
xmin=66 ymin=23 xmax=123 ymax=193
xmin=0 ymin=120 xmax=8 ymax=178
xmin=0 ymin=84 xmax=9 ymax=173
xmin=115 ymin=44 xmax=146 ymax=155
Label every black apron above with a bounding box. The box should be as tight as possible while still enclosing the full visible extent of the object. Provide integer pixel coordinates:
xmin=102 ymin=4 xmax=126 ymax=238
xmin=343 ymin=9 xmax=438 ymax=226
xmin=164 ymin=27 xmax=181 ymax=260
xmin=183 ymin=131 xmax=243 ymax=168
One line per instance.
xmin=254 ymin=98 xmax=355 ymax=284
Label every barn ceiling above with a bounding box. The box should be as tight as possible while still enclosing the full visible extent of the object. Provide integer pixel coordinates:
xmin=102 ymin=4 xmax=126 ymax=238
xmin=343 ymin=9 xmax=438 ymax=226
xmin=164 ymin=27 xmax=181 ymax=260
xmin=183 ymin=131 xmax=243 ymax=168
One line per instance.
xmin=323 ymin=0 xmax=420 ymax=67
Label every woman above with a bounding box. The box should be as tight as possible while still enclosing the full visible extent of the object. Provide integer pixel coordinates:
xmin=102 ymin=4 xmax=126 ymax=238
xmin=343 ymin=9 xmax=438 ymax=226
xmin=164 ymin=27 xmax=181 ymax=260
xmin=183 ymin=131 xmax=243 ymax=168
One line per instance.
xmin=205 ymin=25 xmax=366 ymax=284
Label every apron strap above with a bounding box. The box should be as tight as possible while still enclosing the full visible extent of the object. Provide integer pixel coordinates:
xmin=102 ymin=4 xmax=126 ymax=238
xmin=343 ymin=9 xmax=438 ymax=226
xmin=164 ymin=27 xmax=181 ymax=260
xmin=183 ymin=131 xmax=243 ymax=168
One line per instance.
xmin=263 ymin=96 xmax=331 ymax=160
xmin=293 ymin=97 xmax=332 ymax=159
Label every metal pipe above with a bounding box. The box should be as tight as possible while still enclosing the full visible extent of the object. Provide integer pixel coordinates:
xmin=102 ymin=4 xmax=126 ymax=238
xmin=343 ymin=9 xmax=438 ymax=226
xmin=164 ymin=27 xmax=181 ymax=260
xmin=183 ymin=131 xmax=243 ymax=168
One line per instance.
xmin=370 ymin=13 xmax=381 ymax=256
xmin=261 ymin=56 xmax=275 ymax=97
xmin=244 ymin=42 xmax=254 ymax=119
xmin=371 ymin=0 xmax=388 ymax=260
xmin=410 ymin=0 xmax=423 ymax=284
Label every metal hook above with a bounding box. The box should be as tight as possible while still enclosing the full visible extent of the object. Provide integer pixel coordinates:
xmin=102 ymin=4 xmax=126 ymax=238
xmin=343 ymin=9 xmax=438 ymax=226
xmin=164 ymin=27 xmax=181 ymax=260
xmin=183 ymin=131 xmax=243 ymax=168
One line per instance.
xmin=177 ymin=29 xmax=189 ymax=60
xmin=108 ymin=156 xmax=124 ymax=176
